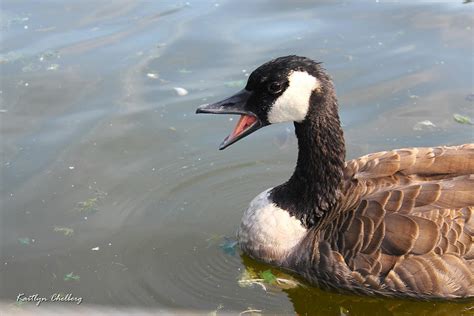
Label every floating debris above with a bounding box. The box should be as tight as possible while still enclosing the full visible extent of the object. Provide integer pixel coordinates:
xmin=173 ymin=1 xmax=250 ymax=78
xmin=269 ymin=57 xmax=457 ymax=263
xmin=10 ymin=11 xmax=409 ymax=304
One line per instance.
xmin=18 ymin=238 xmax=31 ymax=245
xmin=238 ymin=267 xmax=301 ymax=291
xmin=258 ymin=269 xmax=277 ymax=284
xmin=53 ymin=227 xmax=74 ymax=236
xmin=111 ymin=262 xmax=128 ymax=271
xmin=219 ymin=237 xmax=238 ymax=256
xmin=47 ymin=64 xmax=59 ymax=71
xmin=38 ymin=50 xmax=60 ymax=62
xmin=68 ymin=166 xmax=75 ymax=170
xmin=91 ymin=246 xmax=100 ymax=251
xmin=168 ymin=126 xmax=177 ymax=131
xmin=76 ymin=197 xmax=99 ymax=214
xmin=75 ymin=190 xmax=106 ymax=214
xmin=413 ymin=120 xmax=436 ymax=131
xmin=146 ymin=72 xmax=159 ymax=79
xmin=340 ymin=306 xmax=350 ymax=316
xmin=174 ymin=87 xmax=188 ymax=96
xmin=178 ymin=68 xmax=192 ymax=74
xmin=239 ymin=308 xmax=263 ymax=316
xmin=238 ymin=267 xmax=268 ymax=291
xmin=453 ymin=113 xmax=473 ymax=125
xmin=64 ymin=272 xmax=80 ymax=281
xmin=7 ymin=16 xmax=29 ymax=25
xmin=466 ymin=93 xmax=474 ymax=101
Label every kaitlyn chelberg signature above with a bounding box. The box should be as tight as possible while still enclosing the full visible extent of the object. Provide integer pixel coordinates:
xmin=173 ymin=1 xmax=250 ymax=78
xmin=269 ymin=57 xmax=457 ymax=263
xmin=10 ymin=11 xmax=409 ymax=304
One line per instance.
xmin=16 ymin=293 xmax=83 ymax=306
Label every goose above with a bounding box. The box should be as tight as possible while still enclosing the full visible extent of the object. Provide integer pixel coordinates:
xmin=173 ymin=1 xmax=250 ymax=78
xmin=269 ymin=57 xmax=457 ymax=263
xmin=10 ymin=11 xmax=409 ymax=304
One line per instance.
xmin=196 ymin=55 xmax=474 ymax=299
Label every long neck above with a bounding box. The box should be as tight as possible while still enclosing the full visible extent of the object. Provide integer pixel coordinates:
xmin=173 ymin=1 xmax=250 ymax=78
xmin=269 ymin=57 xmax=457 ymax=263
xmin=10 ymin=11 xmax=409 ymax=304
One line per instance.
xmin=270 ymin=92 xmax=346 ymax=229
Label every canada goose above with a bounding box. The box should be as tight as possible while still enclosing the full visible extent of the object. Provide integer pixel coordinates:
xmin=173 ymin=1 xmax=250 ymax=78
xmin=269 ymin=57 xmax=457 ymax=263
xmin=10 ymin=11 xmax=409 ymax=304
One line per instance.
xmin=196 ymin=56 xmax=474 ymax=299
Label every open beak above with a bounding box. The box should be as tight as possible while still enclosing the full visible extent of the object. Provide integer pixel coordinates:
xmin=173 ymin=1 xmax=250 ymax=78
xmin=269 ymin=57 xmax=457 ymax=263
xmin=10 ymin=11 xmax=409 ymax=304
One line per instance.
xmin=196 ymin=89 xmax=263 ymax=150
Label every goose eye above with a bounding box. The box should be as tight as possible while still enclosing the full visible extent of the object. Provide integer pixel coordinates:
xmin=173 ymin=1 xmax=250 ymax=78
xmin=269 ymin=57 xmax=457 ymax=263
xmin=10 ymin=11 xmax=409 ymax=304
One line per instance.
xmin=267 ymin=82 xmax=282 ymax=94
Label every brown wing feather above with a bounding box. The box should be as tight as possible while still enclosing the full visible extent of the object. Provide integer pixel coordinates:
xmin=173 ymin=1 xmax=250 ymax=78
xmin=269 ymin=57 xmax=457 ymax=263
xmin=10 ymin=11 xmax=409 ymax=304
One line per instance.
xmin=333 ymin=144 xmax=474 ymax=298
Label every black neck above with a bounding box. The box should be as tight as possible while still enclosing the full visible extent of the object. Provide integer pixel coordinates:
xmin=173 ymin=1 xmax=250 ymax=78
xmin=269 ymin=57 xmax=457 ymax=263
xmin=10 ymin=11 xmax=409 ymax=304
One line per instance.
xmin=270 ymin=91 xmax=346 ymax=229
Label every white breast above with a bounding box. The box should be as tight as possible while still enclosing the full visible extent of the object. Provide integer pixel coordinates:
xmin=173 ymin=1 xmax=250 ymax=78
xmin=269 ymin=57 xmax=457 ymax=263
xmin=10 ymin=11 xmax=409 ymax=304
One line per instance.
xmin=237 ymin=188 xmax=307 ymax=264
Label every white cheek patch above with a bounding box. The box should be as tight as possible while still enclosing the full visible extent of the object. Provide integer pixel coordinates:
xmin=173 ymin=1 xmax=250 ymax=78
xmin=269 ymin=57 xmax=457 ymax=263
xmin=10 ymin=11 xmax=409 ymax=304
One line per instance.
xmin=267 ymin=71 xmax=320 ymax=124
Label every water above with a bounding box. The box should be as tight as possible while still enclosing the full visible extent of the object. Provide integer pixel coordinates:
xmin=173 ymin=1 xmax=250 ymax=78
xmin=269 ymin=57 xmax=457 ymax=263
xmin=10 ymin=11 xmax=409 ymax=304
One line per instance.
xmin=1 ymin=1 xmax=473 ymax=314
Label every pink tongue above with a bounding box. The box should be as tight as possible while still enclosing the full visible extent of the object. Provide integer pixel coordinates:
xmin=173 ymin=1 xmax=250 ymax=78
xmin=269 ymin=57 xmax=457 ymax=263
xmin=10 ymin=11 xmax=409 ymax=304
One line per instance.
xmin=229 ymin=115 xmax=257 ymax=139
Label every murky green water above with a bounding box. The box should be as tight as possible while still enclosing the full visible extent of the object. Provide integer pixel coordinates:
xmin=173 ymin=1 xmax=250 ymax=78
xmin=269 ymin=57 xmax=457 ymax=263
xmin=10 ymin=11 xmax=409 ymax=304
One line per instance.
xmin=1 ymin=1 xmax=473 ymax=314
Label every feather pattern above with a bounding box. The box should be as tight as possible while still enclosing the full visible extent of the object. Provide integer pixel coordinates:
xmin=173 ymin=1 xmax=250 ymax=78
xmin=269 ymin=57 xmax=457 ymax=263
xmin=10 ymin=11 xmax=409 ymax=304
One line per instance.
xmin=198 ymin=55 xmax=473 ymax=299
xmin=291 ymin=144 xmax=474 ymax=298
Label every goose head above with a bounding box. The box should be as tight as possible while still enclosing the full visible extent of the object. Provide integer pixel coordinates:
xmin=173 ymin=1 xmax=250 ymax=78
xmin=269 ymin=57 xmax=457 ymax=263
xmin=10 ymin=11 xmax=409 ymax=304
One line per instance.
xmin=196 ymin=55 xmax=331 ymax=149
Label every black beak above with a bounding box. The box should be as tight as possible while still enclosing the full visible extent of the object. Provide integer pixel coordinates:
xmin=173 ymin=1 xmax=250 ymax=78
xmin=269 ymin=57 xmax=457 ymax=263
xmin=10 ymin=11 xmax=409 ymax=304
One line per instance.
xmin=196 ymin=89 xmax=263 ymax=150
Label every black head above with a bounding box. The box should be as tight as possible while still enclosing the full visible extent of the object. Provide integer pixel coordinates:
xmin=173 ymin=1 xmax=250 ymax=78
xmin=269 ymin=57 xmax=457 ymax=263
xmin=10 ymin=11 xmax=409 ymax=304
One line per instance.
xmin=196 ymin=55 xmax=331 ymax=149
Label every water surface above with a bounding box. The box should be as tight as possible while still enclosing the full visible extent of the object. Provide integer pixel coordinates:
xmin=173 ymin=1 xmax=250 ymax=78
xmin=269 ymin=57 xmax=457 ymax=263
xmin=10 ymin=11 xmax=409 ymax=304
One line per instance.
xmin=1 ymin=1 xmax=473 ymax=314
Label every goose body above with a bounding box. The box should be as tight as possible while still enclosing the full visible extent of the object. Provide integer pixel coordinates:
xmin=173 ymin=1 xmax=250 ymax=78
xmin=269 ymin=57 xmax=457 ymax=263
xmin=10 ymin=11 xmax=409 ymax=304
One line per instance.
xmin=197 ymin=56 xmax=474 ymax=299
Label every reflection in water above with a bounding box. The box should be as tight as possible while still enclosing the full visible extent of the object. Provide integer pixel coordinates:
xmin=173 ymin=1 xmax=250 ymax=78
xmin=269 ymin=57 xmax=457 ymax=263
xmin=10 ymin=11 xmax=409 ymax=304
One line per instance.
xmin=241 ymin=255 xmax=474 ymax=316
xmin=1 ymin=0 xmax=473 ymax=314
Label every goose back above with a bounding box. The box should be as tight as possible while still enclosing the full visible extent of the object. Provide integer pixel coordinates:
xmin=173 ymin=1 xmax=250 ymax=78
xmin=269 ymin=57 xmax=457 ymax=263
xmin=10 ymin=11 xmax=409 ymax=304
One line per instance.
xmin=293 ymin=144 xmax=474 ymax=298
